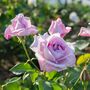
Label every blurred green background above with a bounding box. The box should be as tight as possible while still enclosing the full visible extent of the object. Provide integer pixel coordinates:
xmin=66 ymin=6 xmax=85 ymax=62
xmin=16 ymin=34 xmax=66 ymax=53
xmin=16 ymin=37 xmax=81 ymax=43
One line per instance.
xmin=0 ymin=0 xmax=90 ymax=89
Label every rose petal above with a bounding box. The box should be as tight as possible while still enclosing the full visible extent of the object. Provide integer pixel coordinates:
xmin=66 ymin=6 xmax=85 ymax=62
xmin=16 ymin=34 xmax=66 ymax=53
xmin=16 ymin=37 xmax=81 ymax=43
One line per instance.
xmin=43 ymin=45 xmax=55 ymax=61
xmin=35 ymin=53 xmax=66 ymax=72
xmin=79 ymin=27 xmax=90 ymax=37
xmin=30 ymin=35 xmax=39 ymax=52
xmin=48 ymin=18 xmax=71 ymax=37
xmin=4 ymin=25 xmax=13 ymax=40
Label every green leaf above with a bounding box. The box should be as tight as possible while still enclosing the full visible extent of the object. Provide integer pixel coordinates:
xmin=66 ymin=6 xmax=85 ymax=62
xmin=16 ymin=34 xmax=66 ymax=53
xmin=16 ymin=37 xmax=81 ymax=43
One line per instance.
xmin=10 ymin=63 xmax=32 ymax=75
xmin=5 ymin=77 xmax=21 ymax=84
xmin=38 ymin=79 xmax=52 ymax=90
xmin=21 ymin=88 xmax=29 ymax=90
xmin=0 ymin=85 xmax=3 ymax=90
xmin=43 ymin=81 xmax=52 ymax=90
xmin=3 ymin=82 xmax=21 ymax=90
xmin=2 ymin=77 xmax=21 ymax=90
xmin=38 ymin=79 xmax=43 ymax=90
xmin=31 ymin=72 xmax=39 ymax=82
xmin=52 ymin=83 xmax=62 ymax=90
xmin=23 ymin=74 xmax=33 ymax=89
xmin=64 ymin=67 xmax=81 ymax=88
xmin=46 ymin=71 xmax=57 ymax=80
xmin=32 ymin=84 xmax=38 ymax=90
xmin=74 ymin=40 xmax=89 ymax=50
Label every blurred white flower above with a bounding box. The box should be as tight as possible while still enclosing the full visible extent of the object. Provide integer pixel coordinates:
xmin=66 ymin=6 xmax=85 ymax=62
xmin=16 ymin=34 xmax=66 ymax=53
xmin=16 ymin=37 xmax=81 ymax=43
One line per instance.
xmin=69 ymin=12 xmax=80 ymax=23
xmin=45 ymin=0 xmax=58 ymax=5
xmin=87 ymin=23 xmax=90 ymax=29
xmin=59 ymin=0 xmax=66 ymax=4
xmin=59 ymin=0 xmax=90 ymax=6
xmin=82 ymin=0 xmax=90 ymax=6
xmin=67 ymin=0 xmax=73 ymax=4
xmin=28 ymin=0 xmax=36 ymax=6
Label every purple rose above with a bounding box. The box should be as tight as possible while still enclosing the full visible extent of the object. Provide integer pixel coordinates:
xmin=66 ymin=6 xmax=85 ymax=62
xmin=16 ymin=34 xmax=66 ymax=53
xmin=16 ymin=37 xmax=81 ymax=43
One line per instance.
xmin=4 ymin=13 xmax=38 ymax=40
xmin=49 ymin=18 xmax=71 ymax=37
xmin=30 ymin=33 xmax=76 ymax=72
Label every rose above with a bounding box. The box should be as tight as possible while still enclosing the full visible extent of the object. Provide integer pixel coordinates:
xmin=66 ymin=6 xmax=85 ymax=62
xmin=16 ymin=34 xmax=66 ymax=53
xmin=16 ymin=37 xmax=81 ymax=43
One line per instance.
xmin=48 ymin=18 xmax=71 ymax=37
xmin=30 ymin=33 xmax=76 ymax=72
xmin=79 ymin=27 xmax=90 ymax=37
xmin=4 ymin=13 xmax=38 ymax=40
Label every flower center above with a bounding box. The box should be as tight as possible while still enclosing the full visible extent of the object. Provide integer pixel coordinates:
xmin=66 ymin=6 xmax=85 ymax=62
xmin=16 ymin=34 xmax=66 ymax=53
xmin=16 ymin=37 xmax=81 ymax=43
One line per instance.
xmin=53 ymin=43 xmax=64 ymax=51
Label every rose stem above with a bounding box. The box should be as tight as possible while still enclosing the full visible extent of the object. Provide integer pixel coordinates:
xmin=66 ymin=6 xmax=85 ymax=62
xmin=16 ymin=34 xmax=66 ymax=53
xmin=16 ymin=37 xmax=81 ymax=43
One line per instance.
xmin=17 ymin=37 xmax=40 ymax=71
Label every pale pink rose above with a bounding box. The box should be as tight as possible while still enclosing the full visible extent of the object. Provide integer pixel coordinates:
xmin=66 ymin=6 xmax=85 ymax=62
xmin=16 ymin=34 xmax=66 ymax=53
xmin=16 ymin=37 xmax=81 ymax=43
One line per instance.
xmin=48 ymin=18 xmax=71 ymax=37
xmin=79 ymin=27 xmax=90 ymax=37
xmin=4 ymin=13 xmax=38 ymax=40
xmin=30 ymin=33 xmax=76 ymax=72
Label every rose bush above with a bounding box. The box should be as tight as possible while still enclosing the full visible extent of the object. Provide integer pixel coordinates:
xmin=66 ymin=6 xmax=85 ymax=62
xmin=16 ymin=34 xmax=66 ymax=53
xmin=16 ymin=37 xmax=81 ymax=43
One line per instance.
xmin=30 ymin=33 xmax=76 ymax=72
xmin=4 ymin=13 xmax=38 ymax=40
xmin=3 ymin=13 xmax=90 ymax=90
xmin=1 ymin=1 xmax=90 ymax=89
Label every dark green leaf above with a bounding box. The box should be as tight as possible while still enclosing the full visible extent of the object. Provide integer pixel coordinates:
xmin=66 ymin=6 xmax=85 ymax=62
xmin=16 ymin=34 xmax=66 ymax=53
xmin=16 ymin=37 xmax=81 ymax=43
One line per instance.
xmin=10 ymin=63 xmax=32 ymax=75
xmin=43 ymin=81 xmax=52 ymax=90
xmin=38 ymin=78 xmax=52 ymax=90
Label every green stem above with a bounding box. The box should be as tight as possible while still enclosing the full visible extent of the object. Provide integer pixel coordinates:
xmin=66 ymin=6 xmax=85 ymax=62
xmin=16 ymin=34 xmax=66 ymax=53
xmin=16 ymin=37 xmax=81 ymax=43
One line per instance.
xmin=21 ymin=40 xmax=30 ymax=61
xmin=82 ymin=81 xmax=88 ymax=90
xmin=18 ymin=37 xmax=39 ymax=71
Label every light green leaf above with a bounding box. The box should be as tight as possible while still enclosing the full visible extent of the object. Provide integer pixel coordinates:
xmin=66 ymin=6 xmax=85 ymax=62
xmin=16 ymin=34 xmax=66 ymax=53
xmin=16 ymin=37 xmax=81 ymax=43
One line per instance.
xmin=46 ymin=71 xmax=57 ymax=80
xmin=3 ymin=83 xmax=21 ymax=90
xmin=74 ymin=40 xmax=89 ymax=50
xmin=38 ymin=79 xmax=43 ymax=90
xmin=52 ymin=83 xmax=62 ymax=90
xmin=31 ymin=72 xmax=39 ymax=82
xmin=3 ymin=81 xmax=21 ymax=90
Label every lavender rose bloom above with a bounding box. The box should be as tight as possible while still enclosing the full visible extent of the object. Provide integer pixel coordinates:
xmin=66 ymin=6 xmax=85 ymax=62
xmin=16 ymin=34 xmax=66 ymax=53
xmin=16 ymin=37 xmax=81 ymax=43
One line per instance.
xmin=49 ymin=18 xmax=71 ymax=38
xmin=4 ymin=13 xmax=38 ymax=40
xmin=30 ymin=33 xmax=76 ymax=72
